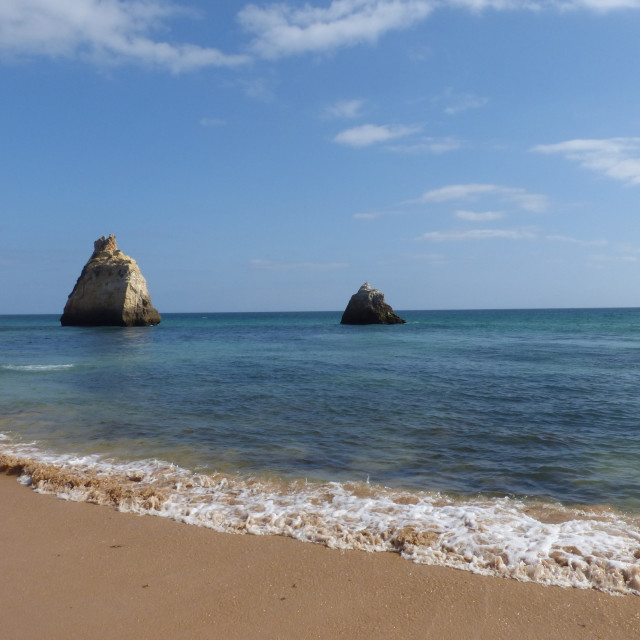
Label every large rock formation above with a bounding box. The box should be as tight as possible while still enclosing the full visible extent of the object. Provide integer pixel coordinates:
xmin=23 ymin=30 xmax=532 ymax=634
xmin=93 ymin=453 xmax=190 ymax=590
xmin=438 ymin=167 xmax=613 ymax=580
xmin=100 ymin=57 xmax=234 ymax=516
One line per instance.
xmin=60 ymin=234 xmax=161 ymax=327
xmin=340 ymin=283 xmax=405 ymax=325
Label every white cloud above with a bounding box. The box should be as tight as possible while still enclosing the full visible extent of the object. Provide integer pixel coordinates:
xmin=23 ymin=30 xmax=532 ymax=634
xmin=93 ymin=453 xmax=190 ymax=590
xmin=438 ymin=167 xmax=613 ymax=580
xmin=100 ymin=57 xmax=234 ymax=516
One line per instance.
xmin=239 ymin=0 xmax=435 ymax=59
xmin=417 ymin=227 xmax=537 ymax=241
xmin=389 ymin=136 xmax=462 ymax=154
xmin=353 ymin=212 xmax=384 ymax=219
xmin=352 ymin=210 xmax=401 ymax=219
xmin=0 ymin=0 xmax=248 ymax=72
xmin=416 ymin=184 xmax=497 ymax=202
xmin=452 ymin=0 xmax=640 ymax=9
xmin=413 ymin=183 xmax=548 ymax=212
xmin=546 ymin=235 xmax=608 ymax=246
xmin=532 ymin=138 xmax=640 ymax=185
xmin=444 ymin=97 xmax=488 ymax=115
xmin=588 ymin=254 xmax=637 ymax=263
xmin=323 ymin=99 xmax=365 ymax=119
xmin=240 ymin=76 xmax=276 ymax=102
xmin=239 ymin=0 xmax=640 ymax=60
xmin=614 ymin=242 xmax=640 ymax=255
xmin=454 ymin=209 xmax=505 ymax=221
xmin=250 ymin=259 xmax=349 ymax=270
xmin=405 ymin=252 xmax=447 ymax=263
xmin=566 ymin=0 xmax=640 ymax=10
xmin=3 ymin=0 xmax=640 ymax=73
xmin=435 ymin=88 xmax=488 ymax=115
xmin=334 ymin=123 xmax=421 ymax=147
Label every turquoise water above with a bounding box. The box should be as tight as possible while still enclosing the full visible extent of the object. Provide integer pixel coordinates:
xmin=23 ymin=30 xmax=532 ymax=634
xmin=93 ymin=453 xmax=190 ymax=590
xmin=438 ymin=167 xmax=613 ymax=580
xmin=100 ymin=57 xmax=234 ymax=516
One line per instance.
xmin=2 ymin=309 xmax=640 ymax=510
xmin=3 ymin=310 xmax=640 ymax=594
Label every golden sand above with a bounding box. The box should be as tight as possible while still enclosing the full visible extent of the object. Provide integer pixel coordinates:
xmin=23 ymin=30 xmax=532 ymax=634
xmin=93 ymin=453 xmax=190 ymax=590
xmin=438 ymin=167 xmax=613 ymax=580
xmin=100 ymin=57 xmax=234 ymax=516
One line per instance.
xmin=1 ymin=473 xmax=639 ymax=639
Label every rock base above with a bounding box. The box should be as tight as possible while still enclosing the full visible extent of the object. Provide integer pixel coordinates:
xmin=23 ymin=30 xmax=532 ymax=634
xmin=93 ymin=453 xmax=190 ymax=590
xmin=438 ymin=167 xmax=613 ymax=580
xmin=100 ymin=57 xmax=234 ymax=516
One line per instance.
xmin=61 ymin=235 xmax=161 ymax=327
xmin=340 ymin=283 xmax=405 ymax=325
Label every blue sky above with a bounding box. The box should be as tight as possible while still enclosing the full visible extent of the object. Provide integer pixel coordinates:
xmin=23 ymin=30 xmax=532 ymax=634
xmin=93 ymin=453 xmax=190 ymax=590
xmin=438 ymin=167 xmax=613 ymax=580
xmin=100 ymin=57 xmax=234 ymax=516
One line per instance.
xmin=2 ymin=0 xmax=640 ymax=313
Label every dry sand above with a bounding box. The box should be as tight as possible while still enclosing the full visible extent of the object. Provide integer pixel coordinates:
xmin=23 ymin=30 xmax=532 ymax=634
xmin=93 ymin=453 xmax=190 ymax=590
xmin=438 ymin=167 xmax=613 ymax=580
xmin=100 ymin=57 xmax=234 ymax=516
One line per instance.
xmin=1 ymin=473 xmax=639 ymax=640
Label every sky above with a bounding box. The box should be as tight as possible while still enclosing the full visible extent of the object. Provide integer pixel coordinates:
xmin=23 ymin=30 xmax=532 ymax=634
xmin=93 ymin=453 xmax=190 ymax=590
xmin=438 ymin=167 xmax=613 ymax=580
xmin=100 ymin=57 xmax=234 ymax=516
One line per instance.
xmin=2 ymin=0 xmax=640 ymax=313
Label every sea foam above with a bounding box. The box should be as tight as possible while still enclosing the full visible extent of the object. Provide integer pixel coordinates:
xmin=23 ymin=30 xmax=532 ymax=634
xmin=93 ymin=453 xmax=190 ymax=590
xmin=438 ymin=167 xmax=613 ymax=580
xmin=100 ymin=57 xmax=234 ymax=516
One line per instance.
xmin=1 ymin=437 xmax=639 ymax=596
xmin=1 ymin=364 xmax=75 ymax=372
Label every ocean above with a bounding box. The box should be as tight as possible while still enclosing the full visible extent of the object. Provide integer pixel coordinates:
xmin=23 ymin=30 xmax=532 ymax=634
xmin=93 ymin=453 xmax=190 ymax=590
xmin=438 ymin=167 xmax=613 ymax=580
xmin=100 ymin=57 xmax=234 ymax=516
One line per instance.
xmin=2 ymin=309 xmax=640 ymax=594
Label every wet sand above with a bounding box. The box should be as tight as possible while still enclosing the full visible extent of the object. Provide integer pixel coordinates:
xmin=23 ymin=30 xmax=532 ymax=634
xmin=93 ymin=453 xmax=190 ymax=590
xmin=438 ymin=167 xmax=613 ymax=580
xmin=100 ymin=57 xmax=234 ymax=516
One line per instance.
xmin=1 ymin=473 xmax=639 ymax=640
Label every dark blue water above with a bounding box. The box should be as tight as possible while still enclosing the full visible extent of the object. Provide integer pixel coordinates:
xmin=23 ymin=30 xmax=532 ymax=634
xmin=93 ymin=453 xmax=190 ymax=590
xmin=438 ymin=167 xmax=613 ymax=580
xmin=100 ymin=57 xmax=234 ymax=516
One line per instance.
xmin=2 ymin=309 xmax=640 ymax=511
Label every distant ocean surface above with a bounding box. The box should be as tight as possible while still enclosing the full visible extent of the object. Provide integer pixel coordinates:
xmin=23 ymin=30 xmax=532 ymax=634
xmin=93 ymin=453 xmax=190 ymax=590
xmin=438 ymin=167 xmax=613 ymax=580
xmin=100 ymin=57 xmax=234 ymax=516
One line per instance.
xmin=2 ymin=310 xmax=640 ymax=594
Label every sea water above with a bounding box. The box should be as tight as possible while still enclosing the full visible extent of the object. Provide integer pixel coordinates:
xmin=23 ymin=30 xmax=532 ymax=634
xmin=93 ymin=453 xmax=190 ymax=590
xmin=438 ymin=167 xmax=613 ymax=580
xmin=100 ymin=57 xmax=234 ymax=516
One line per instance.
xmin=2 ymin=309 xmax=640 ymax=594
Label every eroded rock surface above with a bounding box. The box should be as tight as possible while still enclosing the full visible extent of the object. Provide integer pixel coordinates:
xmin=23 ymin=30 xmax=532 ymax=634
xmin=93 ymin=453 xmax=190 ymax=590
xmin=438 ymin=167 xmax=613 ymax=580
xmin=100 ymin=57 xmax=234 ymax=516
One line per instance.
xmin=340 ymin=283 xmax=405 ymax=325
xmin=60 ymin=234 xmax=161 ymax=327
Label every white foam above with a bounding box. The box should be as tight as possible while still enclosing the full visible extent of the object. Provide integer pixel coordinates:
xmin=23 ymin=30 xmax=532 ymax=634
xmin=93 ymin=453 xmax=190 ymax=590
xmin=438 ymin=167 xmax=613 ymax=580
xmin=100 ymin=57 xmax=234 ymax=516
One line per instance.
xmin=2 ymin=437 xmax=639 ymax=595
xmin=1 ymin=364 xmax=75 ymax=371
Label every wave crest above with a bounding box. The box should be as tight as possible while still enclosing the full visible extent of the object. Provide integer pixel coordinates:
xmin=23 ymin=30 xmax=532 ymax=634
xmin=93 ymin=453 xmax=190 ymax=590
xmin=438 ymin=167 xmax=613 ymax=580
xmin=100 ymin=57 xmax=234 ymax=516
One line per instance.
xmin=1 ymin=443 xmax=639 ymax=596
xmin=1 ymin=364 xmax=75 ymax=372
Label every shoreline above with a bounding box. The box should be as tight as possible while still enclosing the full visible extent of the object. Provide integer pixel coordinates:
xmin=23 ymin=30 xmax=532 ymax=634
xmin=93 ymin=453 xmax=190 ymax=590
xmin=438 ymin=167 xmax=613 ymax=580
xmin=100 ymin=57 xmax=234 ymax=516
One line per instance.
xmin=2 ymin=473 xmax=639 ymax=639
xmin=2 ymin=446 xmax=640 ymax=597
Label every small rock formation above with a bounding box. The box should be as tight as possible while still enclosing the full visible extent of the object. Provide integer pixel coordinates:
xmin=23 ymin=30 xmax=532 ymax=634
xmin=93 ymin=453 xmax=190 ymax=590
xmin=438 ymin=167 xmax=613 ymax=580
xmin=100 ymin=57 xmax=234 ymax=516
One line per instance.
xmin=340 ymin=283 xmax=405 ymax=325
xmin=60 ymin=234 xmax=161 ymax=327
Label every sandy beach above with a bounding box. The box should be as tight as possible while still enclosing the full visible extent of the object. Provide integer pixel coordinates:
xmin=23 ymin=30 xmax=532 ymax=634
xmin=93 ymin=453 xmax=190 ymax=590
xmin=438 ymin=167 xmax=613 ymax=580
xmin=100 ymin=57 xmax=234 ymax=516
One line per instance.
xmin=1 ymin=473 xmax=639 ymax=639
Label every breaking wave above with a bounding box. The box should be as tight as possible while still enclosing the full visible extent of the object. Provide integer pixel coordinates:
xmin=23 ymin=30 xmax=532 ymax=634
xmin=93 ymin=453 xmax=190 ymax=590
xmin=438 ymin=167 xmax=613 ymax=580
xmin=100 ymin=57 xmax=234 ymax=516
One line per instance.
xmin=1 ymin=364 xmax=75 ymax=372
xmin=1 ymin=437 xmax=639 ymax=596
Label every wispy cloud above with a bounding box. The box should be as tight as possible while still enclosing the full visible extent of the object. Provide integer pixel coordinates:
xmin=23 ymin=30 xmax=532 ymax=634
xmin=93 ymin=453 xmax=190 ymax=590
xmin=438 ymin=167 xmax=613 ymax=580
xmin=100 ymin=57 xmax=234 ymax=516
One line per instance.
xmin=412 ymin=183 xmax=549 ymax=212
xmin=356 ymin=185 xmax=540 ymax=224
xmin=546 ymin=234 xmax=608 ymax=246
xmin=389 ymin=136 xmax=462 ymax=154
xmin=405 ymin=252 xmax=447 ymax=263
xmin=200 ymin=117 xmax=226 ymax=127
xmin=451 ymin=0 xmax=640 ymax=10
xmin=434 ymin=88 xmax=488 ymax=115
xmin=352 ymin=210 xmax=402 ymax=220
xmin=445 ymin=97 xmax=488 ymax=115
xmin=239 ymin=0 xmax=640 ymax=61
xmin=0 ymin=0 xmax=248 ymax=72
xmin=3 ymin=1 xmax=640 ymax=73
xmin=334 ymin=123 xmax=421 ymax=147
xmin=532 ymin=138 xmax=640 ymax=185
xmin=454 ymin=209 xmax=506 ymax=221
xmin=566 ymin=0 xmax=640 ymax=10
xmin=250 ymin=259 xmax=349 ymax=270
xmin=239 ymin=0 xmax=435 ymax=59
xmin=588 ymin=254 xmax=637 ymax=263
xmin=417 ymin=227 xmax=537 ymax=241
xmin=238 ymin=76 xmax=277 ymax=102
xmin=323 ymin=99 xmax=366 ymax=119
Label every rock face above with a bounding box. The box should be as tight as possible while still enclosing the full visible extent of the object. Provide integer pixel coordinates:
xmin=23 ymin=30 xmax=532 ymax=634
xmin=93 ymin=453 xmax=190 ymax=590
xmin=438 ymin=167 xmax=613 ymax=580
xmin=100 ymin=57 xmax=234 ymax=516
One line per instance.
xmin=340 ymin=283 xmax=405 ymax=325
xmin=60 ymin=234 xmax=161 ymax=327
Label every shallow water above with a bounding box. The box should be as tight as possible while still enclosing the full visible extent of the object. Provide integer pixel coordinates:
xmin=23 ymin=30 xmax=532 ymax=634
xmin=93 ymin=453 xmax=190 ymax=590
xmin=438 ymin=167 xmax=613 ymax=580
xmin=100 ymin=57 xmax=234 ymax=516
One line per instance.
xmin=2 ymin=310 xmax=640 ymax=594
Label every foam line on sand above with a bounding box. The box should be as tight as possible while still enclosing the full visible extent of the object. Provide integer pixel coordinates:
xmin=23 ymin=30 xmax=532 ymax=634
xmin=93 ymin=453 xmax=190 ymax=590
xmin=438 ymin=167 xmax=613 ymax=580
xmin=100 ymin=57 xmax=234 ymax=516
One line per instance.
xmin=1 ymin=474 xmax=639 ymax=639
